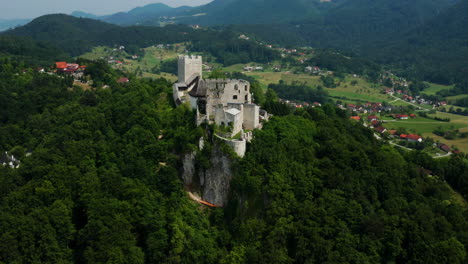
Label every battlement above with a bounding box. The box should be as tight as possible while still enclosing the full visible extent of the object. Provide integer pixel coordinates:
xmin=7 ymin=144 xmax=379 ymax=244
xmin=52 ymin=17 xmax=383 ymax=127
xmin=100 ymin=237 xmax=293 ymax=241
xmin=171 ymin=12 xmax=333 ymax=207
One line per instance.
xmin=204 ymin=78 xmax=249 ymax=83
xmin=179 ymin=55 xmax=202 ymax=61
xmin=178 ymin=55 xmax=203 ymax=84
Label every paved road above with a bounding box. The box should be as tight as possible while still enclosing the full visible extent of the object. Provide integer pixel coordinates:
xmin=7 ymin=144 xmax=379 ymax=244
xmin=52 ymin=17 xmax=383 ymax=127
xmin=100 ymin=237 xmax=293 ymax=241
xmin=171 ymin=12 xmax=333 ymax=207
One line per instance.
xmin=433 ymin=152 xmax=452 ymax=159
xmin=389 ymin=94 xmax=430 ymax=111
xmin=389 ymin=141 xmax=413 ymax=151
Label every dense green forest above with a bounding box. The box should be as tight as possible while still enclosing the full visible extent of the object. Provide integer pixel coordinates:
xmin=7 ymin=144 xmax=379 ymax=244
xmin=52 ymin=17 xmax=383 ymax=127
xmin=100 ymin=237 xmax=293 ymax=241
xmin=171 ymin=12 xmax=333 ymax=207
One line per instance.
xmin=268 ymin=81 xmax=329 ymax=103
xmin=0 ymin=35 xmax=69 ymax=65
xmin=0 ymin=58 xmax=467 ymax=263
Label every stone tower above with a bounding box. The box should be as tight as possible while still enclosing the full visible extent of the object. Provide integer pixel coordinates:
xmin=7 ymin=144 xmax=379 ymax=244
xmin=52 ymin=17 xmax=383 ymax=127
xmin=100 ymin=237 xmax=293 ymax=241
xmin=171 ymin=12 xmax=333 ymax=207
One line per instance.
xmin=178 ymin=55 xmax=202 ymax=84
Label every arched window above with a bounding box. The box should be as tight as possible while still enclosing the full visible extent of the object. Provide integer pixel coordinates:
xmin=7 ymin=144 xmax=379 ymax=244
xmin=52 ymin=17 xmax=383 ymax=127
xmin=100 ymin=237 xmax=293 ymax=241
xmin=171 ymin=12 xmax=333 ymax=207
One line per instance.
xmin=234 ymin=84 xmax=238 ymax=90
xmin=245 ymin=95 xmax=248 ymax=101
xmin=233 ymin=95 xmax=238 ymax=100
xmin=245 ymin=85 xmax=248 ymax=91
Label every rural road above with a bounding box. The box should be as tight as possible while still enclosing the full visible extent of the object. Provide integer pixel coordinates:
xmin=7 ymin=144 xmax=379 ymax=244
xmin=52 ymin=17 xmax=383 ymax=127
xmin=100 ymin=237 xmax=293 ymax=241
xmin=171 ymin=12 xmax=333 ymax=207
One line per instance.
xmin=389 ymin=94 xmax=430 ymax=111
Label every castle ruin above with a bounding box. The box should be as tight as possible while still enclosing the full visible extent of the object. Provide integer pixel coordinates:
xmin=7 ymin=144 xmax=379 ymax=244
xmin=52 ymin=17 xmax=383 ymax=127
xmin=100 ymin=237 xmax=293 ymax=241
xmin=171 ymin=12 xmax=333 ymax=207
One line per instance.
xmin=173 ymin=55 xmax=268 ymax=157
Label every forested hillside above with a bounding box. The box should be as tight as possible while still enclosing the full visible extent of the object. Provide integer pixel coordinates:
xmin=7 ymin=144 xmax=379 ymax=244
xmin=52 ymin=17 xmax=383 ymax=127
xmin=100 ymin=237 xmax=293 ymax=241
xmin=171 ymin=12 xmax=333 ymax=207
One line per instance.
xmin=0 ymin=59 xmax=467 ymax=263
xmin=3 ymin=14 xmax=279 ymax=66
xmin=0 ymin=35 xmax=69 ymax=65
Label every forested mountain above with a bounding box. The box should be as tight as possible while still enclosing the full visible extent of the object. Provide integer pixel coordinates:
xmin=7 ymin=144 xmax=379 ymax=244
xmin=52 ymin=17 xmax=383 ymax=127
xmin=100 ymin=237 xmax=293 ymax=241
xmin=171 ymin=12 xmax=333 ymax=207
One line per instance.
xmin=2 ymin=14 xmax=200 ymax=56
xmin=176 ymin=0 xmax=342 ymax=25
xmin=2 ymin=14 xmax=280 ymax=65
xmin=374 ymin=0 xmax=468 ymax=84
xmin=0 ymin=60 xmax=467 ymax=263
xmin=229 ymin=0 xmax=468 ymax=84
xmin=100 ymin=4 xmax=192 ymax=26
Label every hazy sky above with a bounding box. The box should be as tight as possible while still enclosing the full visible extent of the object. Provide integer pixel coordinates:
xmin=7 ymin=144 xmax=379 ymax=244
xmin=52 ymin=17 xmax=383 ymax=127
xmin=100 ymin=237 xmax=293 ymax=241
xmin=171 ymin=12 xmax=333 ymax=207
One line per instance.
xmin=0 ymin=0 xmax=213 ymax=19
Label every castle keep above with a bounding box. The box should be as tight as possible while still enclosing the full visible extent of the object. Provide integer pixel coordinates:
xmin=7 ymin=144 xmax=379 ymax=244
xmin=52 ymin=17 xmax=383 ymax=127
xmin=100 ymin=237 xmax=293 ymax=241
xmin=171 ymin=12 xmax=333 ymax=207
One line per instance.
xmin=173 ymin=55 xmax=268 ymax=157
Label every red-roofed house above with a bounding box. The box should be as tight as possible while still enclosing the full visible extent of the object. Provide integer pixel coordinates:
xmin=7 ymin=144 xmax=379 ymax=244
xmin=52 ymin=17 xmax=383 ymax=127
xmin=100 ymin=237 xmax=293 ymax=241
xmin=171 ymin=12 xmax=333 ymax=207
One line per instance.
xmin=117 ymin=77 xmax=129 ymax=83
xmin=374 ymin=126 xmax=387 ymax=134
xmin=56 ymin=62 xmax=67 ymax=70
xmin=407 ymin=134 xmax=422 ymax=143
xmin=56 ymin=62 xmax=83 ymax=74
xmin=388 ymin=130 xmax=397 ymax=136
xmin=439 ymin=144 xmax=451 ymax=153
xmin=367 ymin=115 xmax=378 ymax=121
xmin=400 ymin=134 xmax=408 ymax=139
xmin=371 ymin=120 xmax=379 ymax=126
xmin=350 ymin=116 xmax=361 ymax=121
xmin=410 ymin=114 xmax=416 ymax=118
xmin=395 ymin=114 xmax=409 ymax=120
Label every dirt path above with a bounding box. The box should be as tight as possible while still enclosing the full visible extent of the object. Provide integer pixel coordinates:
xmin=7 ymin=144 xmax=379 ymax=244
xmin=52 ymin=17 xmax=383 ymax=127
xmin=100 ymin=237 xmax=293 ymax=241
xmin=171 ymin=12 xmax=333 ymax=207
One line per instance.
xmin=187 ymin=192 xmax=221 ymax=207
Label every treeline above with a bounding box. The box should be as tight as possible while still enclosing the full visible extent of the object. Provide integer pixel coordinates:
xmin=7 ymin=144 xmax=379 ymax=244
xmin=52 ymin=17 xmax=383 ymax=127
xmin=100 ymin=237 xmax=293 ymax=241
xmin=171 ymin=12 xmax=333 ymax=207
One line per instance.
xmin=268 ymin=80 xmax=329 ymax=103
xmin=308 ymin=49 xmax=381 ymax=79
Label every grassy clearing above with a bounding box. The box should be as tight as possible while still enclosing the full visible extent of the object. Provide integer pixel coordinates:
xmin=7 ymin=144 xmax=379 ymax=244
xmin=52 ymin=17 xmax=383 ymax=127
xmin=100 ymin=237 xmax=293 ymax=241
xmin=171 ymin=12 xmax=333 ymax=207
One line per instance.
xmin=447 ymin=94 xmax=468 ymax=102
xmin=79 ymin=46 xmax=117 ymax=60
xmin=430 ymin=112 xmax=468 ymax=125
xmin=421 ymin=83 xmax=453 ymax=96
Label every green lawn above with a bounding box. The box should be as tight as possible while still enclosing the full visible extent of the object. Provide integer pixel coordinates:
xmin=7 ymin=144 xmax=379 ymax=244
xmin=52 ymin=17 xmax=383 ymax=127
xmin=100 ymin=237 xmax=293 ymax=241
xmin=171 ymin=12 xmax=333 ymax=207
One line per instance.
xmin=384 ymin=120 xmax=465 ymax=134
xmin=421 ymin=83 xmax=453 ymax=96
xmin=447 ymin=94 xmax=468 ymax=102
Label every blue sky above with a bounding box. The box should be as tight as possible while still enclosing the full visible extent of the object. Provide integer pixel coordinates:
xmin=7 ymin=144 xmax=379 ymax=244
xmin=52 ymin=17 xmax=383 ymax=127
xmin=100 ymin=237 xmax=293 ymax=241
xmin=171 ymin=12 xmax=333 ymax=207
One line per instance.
xmin=0 ymin=0 xmax=212 ymax=19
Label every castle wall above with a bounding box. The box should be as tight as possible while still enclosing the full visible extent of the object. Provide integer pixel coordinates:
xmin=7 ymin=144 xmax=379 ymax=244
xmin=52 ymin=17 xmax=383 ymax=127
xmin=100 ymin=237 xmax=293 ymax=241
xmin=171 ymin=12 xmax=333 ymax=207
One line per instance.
xmin=226 ymin=139 xmax=246 ymax=158
xmin=215 ymin=135 xmax=247 ymax=158
xmin=178 ymin=55 xmax=202 ymax=84
xmin=204 ymin=79 xmax=251 ymax=117
xmin=243 ymin=104 xmax=260 ymax=130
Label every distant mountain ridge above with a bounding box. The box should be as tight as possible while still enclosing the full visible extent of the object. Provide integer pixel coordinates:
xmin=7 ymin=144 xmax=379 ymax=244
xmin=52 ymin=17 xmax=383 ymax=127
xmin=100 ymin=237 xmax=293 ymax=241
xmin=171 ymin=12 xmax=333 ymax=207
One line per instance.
xmin=0 ymin=18 xmax=31 ymax=32
xmin=71 ymin=3 xmax=192 ymax=26
xmin=2 ymin=14 xmax=193 ymax=56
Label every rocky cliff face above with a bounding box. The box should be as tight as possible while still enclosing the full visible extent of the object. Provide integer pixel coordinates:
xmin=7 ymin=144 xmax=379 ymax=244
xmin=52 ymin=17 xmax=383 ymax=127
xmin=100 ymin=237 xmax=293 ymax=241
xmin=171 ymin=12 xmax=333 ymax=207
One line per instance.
xmin=181 ymin=143 xmax=234 ymax=207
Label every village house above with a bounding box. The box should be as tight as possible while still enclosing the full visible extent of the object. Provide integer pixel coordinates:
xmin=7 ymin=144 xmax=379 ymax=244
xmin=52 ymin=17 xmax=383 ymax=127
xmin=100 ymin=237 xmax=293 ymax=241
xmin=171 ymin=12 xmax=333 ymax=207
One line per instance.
xmin=117 ymin=77 xmax=129 ymax=84
xmin=374 ymin=126 xmax=387 ymax=134
xmin=407 ymin=134 xmax=423 ymax=143
xmin=395 ymin=114 xmax=409 ymax=120
xmin=438 ymin=143 xmax=451 ymax=153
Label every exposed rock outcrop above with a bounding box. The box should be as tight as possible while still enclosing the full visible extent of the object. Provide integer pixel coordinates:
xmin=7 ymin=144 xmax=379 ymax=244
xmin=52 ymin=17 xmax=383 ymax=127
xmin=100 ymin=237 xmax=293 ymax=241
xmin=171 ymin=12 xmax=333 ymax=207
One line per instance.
xmin=181 ymin=143 xmax=234 ymax=207
xmin=181 ymin=151 xmax=196 ymax=186
xmin=199 ymin=146 xmax=233 ymax=207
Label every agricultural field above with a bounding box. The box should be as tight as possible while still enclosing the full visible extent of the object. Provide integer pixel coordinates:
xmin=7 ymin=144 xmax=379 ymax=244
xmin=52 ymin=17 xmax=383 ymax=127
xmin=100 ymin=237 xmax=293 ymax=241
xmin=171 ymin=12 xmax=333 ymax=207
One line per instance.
xmin=244 ymin=72 xmax=393 ymax=103
xmin=382 ymin=112 xmax=468 ymax=152
xmin=384 ymin=119 xmax=465 ymax=134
